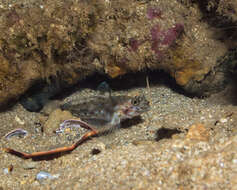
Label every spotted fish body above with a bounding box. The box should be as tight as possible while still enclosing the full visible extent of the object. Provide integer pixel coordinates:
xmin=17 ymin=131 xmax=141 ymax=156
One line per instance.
xmin=60 ymin=95 xmax=150 ymax=132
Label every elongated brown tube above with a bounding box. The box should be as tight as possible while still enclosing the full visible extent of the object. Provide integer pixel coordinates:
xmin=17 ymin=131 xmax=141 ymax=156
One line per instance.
xmin=4 ymin=130 xmax=97 ymax=159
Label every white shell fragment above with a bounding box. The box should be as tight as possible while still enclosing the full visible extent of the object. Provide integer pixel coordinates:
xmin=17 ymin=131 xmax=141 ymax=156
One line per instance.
xmin=36 ymin=171 xmax=60 ymax=181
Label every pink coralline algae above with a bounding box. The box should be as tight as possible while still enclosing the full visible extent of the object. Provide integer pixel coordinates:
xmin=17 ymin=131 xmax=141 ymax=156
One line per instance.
xmin=151 ymin=23 xmax=184 ymax=58
xmin=147 ymin=7 xmax=162 ymax=20
xmin=128 ymin=6 xmax=184 ymax=60
xmin=150 ymin=25 xmax=164 ymax=57
xmin=162 ymin=24 xmax=184 ymax=46
xmin=146 ymin=6 xmax=184 ymax=59
xmin=128 ymin=38 xmax=140 ymax=52
xmin=128 ymin=38 xmax=146 ymax=52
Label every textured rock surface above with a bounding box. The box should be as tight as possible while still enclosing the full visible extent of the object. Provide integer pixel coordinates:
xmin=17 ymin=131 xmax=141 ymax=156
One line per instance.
xmin=0 ymin=0 xmax=236 ymax=108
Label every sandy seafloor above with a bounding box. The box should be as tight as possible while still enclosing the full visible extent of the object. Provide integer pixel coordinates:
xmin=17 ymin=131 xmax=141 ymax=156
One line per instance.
xmin=0 ymin=81 xmax=237 ymax=190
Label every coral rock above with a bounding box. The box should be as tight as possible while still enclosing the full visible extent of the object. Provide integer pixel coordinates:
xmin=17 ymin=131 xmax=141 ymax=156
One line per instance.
xmin=186 ymin=124 xmax=210 ymax=141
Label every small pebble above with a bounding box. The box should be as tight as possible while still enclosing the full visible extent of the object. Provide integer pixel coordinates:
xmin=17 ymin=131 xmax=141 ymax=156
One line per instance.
xmin=36 ymin=171 xmax=59 ymax=181
xmin=15 ymin=115 xmax=25 ymax=125
xmin=3 ymin=165 xmax=13 ymax=174
xmin=22 ymin=162 xmax=38 ymax=170
xmin=3 ymin=168 xmax=9 ymax=175
xmin=232 ymin=159 xmax=237 ymax=164
xmin=220 ymin=118 xmax=228 ymax=123
xmin=186 ymin=124 xmax=209 ymax=141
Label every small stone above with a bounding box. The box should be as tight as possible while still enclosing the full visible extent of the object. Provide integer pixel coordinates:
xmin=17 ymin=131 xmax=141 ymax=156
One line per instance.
xmin=44 ymin=109 xmax=75 ymax=134
xmin=3 ymin=165 xmax=13 ymax=174
xmin=92 ymin=142 xmax=106 ymax=152
xmin=41 ymin=100 xmax=61 ymax=116
xmin=15 ymin=115 xmax=25 ymax=125
xmin=22 ymin=161 xmax=38 ymax=170
xmin=186 ymin=124 xmax=209 ymax=141
xmin=132 ymin=140 xmax=154 ymax=146
xmin=232 ymin=159 xmax=237 ymax=164
xmin=220 ymin=118 xmax=228 ymax=123
xmin=36 ymin=171 xmax=59 ymax=181
xmin=3 ymin=168 xmax=9 ymax=174
xmin=200 ymin=116 xmax=205 ymax=120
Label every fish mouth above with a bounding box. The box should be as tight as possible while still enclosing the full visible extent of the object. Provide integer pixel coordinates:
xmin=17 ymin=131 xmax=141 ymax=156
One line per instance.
xmin=124 ymin=106 xmax=149 ymax=118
